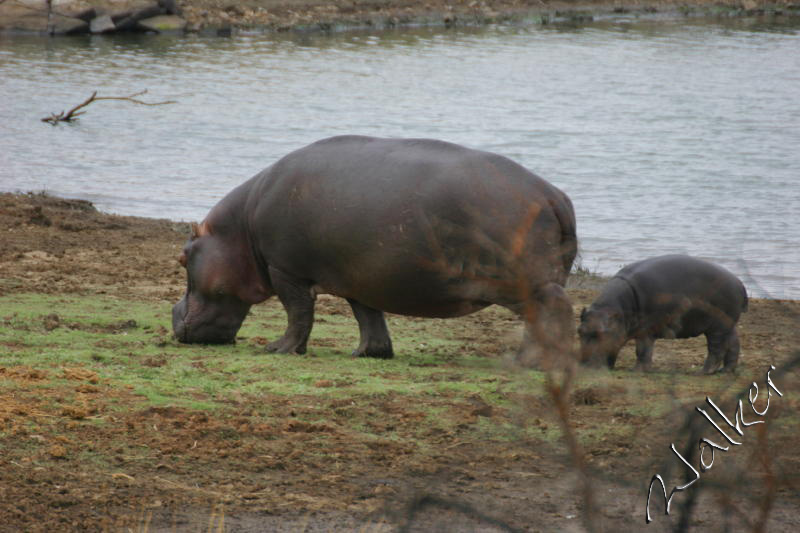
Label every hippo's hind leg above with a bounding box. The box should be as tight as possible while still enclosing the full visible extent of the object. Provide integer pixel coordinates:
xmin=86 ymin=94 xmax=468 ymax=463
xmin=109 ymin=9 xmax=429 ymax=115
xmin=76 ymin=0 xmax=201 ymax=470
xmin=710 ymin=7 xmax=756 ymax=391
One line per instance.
xmin=634 ymin=337 xmax=654 ymax=372
xmin=703 ymin=329 xmax=737 ymax=374
xmin=721 ymin=329 xmax=740 ymax=373
xmin=507 ymin=283 xmax=574 ymax=369
xmin=347 ymin=299 xmax=394 ymax=359
xmin=265 ymin=267 xmax=315 ymax=354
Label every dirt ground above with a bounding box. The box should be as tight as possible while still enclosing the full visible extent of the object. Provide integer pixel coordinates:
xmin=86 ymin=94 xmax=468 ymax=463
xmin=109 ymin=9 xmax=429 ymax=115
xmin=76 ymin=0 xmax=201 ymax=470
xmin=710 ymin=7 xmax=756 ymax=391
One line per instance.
xmin=1 ymin=192 xmax=798 ymax=532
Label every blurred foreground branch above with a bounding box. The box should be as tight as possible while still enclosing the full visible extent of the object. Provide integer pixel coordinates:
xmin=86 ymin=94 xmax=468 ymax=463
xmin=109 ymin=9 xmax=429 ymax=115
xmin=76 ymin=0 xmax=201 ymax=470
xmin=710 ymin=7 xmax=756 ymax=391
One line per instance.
xmin=41 ymin=90 xmax=177 ymax=125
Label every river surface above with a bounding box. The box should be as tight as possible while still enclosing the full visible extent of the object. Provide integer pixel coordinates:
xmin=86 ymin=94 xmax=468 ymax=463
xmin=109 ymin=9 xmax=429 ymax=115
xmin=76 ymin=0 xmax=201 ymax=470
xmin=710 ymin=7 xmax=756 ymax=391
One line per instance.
xmin=1 ymin=16 xmax=799 ymax=298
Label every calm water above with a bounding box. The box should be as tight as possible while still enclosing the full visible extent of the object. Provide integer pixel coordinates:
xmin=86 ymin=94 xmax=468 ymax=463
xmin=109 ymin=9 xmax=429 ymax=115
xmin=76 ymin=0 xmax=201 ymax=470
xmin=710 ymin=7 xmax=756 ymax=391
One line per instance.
xmin=1 ymin=17 xmax=799 ymax=298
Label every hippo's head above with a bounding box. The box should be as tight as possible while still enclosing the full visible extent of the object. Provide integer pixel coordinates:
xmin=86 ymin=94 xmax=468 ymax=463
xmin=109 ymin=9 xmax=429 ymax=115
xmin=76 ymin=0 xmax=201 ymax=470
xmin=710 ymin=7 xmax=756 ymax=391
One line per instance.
xmin=172 ymin=221 xmax=271 ymax=344
xmin=578 ymin=306 xmax=627 ymax=369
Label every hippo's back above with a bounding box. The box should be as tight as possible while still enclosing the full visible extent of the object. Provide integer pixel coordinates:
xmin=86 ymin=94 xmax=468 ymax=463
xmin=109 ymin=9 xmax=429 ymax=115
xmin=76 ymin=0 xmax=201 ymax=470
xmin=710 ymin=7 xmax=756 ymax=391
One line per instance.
xmin=618 ymin=255 xmax=747 ymax=335
xmin=259 ymin=135 xmax=566 ymax=205
xmin=245 ymin=136 xmax=576 ymax=315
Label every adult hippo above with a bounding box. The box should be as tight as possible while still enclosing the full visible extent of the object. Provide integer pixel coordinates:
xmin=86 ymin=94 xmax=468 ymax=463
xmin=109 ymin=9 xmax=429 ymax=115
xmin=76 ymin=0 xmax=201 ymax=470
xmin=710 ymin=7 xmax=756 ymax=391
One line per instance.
xmin=579 ymin=254 xmax=748 ymax=373
xmin=172 ymin=135 xmax=577 ymax=361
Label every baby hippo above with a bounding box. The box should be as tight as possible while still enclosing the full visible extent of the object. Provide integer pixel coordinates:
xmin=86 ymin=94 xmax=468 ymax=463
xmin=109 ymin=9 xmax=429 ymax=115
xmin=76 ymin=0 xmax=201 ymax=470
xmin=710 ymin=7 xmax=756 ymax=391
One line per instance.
xmin=579 ymin=255 xmax=748 ymax=373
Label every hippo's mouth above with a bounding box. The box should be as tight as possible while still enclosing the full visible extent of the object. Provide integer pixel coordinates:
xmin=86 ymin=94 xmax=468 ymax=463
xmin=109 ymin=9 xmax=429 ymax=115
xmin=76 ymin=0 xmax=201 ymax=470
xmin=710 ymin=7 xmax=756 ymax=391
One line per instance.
xmin=172 ymin=315 xmax=236 ymax=344
xmin=579 ymin=343 xmax=616 ymax=368
xmin=174 ymin=319 xmax=189 ymax=343
xmin=171 ymin=298 xmax=240 ymax=345
xmin=171 ymin=300 xmax=191 ymax=343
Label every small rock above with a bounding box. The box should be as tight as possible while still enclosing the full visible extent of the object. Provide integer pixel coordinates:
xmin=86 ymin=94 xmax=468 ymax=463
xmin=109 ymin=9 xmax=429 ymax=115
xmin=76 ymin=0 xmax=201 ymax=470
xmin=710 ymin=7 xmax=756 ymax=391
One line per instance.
xmin=90 ymin=14 xmax=115 ymax=34
xmin=138 ymin=14 xmax=187 ymax=33
xmin=49 ymin=14 xmax=89 ymax=35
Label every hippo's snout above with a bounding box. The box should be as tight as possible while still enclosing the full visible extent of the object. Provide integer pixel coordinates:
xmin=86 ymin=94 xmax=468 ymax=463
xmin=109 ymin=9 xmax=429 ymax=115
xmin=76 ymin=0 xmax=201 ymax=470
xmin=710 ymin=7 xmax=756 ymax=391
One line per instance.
xmin=170 ymin=294 xmax=244 ymax=345
xmin=579 ymin=335 xmax=621 ymax=369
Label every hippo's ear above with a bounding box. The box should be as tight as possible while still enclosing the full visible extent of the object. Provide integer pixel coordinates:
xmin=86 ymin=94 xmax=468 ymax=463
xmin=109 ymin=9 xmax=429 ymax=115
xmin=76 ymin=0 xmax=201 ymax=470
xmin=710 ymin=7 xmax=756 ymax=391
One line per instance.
xmin=190 ymin=221 xmax=211 ymax=241
xmin=178 ymin=251 xmax=187 ymax=268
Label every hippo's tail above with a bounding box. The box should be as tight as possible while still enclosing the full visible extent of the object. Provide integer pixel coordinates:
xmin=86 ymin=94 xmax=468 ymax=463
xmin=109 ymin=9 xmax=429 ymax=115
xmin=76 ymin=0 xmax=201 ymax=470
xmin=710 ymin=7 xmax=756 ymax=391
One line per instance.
xmin=550 ymin=192 xmax=578 ymax=280
xmin=741 ymin=283 xmax=749 ymax=313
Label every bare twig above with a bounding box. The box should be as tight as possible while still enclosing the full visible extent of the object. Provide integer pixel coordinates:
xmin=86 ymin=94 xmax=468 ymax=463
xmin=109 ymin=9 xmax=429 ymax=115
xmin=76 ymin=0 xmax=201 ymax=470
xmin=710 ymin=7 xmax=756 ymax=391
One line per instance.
xmin=545 ymin=366 xmax=600 ymax=533
xmin=41 ymin=90 xmax=177 ymax=125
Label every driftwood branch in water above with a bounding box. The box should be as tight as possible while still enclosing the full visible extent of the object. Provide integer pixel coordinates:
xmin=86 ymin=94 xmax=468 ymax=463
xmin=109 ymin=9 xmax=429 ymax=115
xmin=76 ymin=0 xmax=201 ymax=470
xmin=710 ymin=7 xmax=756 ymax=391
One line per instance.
xmin=41 ymin=90 xmax=177 ymax=125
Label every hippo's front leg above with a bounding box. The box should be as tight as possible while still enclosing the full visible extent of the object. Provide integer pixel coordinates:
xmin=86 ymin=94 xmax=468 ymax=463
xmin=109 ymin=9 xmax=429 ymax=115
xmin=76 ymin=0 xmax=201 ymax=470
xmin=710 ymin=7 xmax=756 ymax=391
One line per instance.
xmin=634 ymin=337 xmax=654 ymax=372
xmin=347 ymin=298 xmax=394 ymax=359
xmin=265 ymin=267 xmax=315 ymax=354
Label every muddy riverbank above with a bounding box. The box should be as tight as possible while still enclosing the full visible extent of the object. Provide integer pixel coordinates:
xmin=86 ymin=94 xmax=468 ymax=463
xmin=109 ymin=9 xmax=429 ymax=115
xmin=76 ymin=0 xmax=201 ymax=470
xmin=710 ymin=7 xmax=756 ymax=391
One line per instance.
xmin=2 ymin=0 xmax=799 ymax=35
xmin=1 ymin=192 xmax=799 ymax=531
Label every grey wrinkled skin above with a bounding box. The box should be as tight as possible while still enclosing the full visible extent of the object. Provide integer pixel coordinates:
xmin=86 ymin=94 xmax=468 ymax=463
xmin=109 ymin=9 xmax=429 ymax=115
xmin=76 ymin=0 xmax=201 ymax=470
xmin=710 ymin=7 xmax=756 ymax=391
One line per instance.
xmin=172 ymin=135 xmax=578 ymax=361
xmin=579 ymin=255 xmax=748 ymax=374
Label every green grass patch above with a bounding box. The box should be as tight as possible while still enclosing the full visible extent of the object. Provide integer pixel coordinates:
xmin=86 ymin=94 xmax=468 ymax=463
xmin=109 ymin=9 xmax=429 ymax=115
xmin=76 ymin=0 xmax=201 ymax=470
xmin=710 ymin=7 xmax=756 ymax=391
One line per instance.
xmin=0 ymin=294 xmax=532 ymax=419
xmin=4 ymin=292 xmax=764 ymax=457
